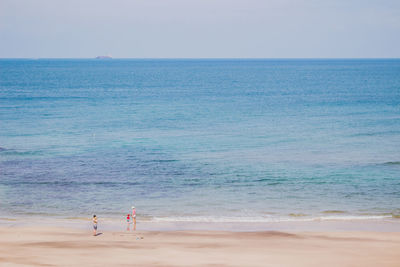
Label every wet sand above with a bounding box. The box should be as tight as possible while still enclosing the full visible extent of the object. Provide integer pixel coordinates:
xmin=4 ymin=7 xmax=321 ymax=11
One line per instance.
xmin=0 ymin=226 xmax=399 ymax=266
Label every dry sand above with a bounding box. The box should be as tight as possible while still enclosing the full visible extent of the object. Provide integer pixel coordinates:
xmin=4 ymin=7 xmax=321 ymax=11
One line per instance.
xmin=0 ymin=227 xmax=399 ymax=266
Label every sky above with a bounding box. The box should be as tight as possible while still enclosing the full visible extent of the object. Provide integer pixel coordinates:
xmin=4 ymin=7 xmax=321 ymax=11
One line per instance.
xmin=0 ymin=0 xmax=399 ymax=58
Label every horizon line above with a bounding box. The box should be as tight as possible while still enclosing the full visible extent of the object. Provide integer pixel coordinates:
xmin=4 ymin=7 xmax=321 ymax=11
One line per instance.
xmin=1 ymin=57 xmax=399 ymax=60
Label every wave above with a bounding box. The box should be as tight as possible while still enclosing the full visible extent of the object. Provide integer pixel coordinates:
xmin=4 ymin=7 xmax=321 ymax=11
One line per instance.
xmin=322 ymin=210 xmax=347 ymax=214
xmin=145 ymin=159 xmax=178 ymax=163
xmin=0 ymin=217 xmax=17 ymax=221
xmin=289 ymin=213 xmax=308 ymax=217
xmin=350 ymin=130 xmax=400 ymax=137
xmin=382 ymin=161 xmax=400 ymax=166
xmin=0 ymin=96 xmax=89 ymax=101
xmin=0 ymin=149 xmax=44 ymax=156
xmin=149 ymin=214 xmax=394 ymax=223
xmin=4 ymin=213 xmax=398 ymax=223
xmin=375 ymin=212 xmax=400 ymax=219
xmin=0 ymin=181 xmax=141 ymax=186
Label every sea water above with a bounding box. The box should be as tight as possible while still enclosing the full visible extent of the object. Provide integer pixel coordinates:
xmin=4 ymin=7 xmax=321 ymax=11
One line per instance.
xmin=0 ymin=59 xmax=399 ymax=223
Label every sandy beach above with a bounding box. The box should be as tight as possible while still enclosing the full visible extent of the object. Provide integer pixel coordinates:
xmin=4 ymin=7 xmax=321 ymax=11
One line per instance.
xmin=1 ymin=226 xmax=399 ymax=267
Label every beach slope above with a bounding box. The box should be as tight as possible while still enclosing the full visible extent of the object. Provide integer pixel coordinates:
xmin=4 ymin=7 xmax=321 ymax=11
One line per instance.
xmin=0 ymin=227 xmax=399 ymax=266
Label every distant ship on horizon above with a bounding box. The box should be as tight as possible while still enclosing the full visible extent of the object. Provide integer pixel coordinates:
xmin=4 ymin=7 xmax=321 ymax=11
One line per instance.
xmin=95 ymin=55 xmax=112 ymax=59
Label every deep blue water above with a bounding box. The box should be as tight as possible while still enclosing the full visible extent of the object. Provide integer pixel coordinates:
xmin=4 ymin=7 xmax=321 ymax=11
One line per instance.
xmin=1 ymin=59 xmax=400 ymax=222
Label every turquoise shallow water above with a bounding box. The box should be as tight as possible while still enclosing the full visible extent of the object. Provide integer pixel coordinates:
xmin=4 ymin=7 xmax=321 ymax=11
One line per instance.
xmin=0 ymin=59 xmax=400 ymax=222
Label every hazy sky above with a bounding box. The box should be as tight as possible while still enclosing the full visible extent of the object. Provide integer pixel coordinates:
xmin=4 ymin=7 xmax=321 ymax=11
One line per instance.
xmin=1 ymin=0 xmax=399 ymax=58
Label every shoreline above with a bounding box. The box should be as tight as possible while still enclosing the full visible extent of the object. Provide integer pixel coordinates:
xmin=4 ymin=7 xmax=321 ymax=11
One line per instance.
xmin=0 ymin=226 xmax=399 ymax=266
xmin=1 ymin=216 xmax=400 ymax=232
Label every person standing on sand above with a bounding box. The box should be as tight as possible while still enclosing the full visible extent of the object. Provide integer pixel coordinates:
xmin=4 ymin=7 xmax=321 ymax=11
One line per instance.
xmin=126 ymin=213 xmax=131 ymax=231
xmin=132 ymin=206 xmax=136 ymax=231
xmin=92 ymin=215 xmax=98 ymax=236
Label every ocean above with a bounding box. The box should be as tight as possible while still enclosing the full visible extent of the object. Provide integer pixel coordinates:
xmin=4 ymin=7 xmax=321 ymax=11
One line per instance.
xmin=1 ymin=59 xmax=400 ymax=223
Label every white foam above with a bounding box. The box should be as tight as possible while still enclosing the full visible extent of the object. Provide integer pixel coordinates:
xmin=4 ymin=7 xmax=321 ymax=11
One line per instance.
xmin=150 ymin=214 xmax=393 ymax=223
